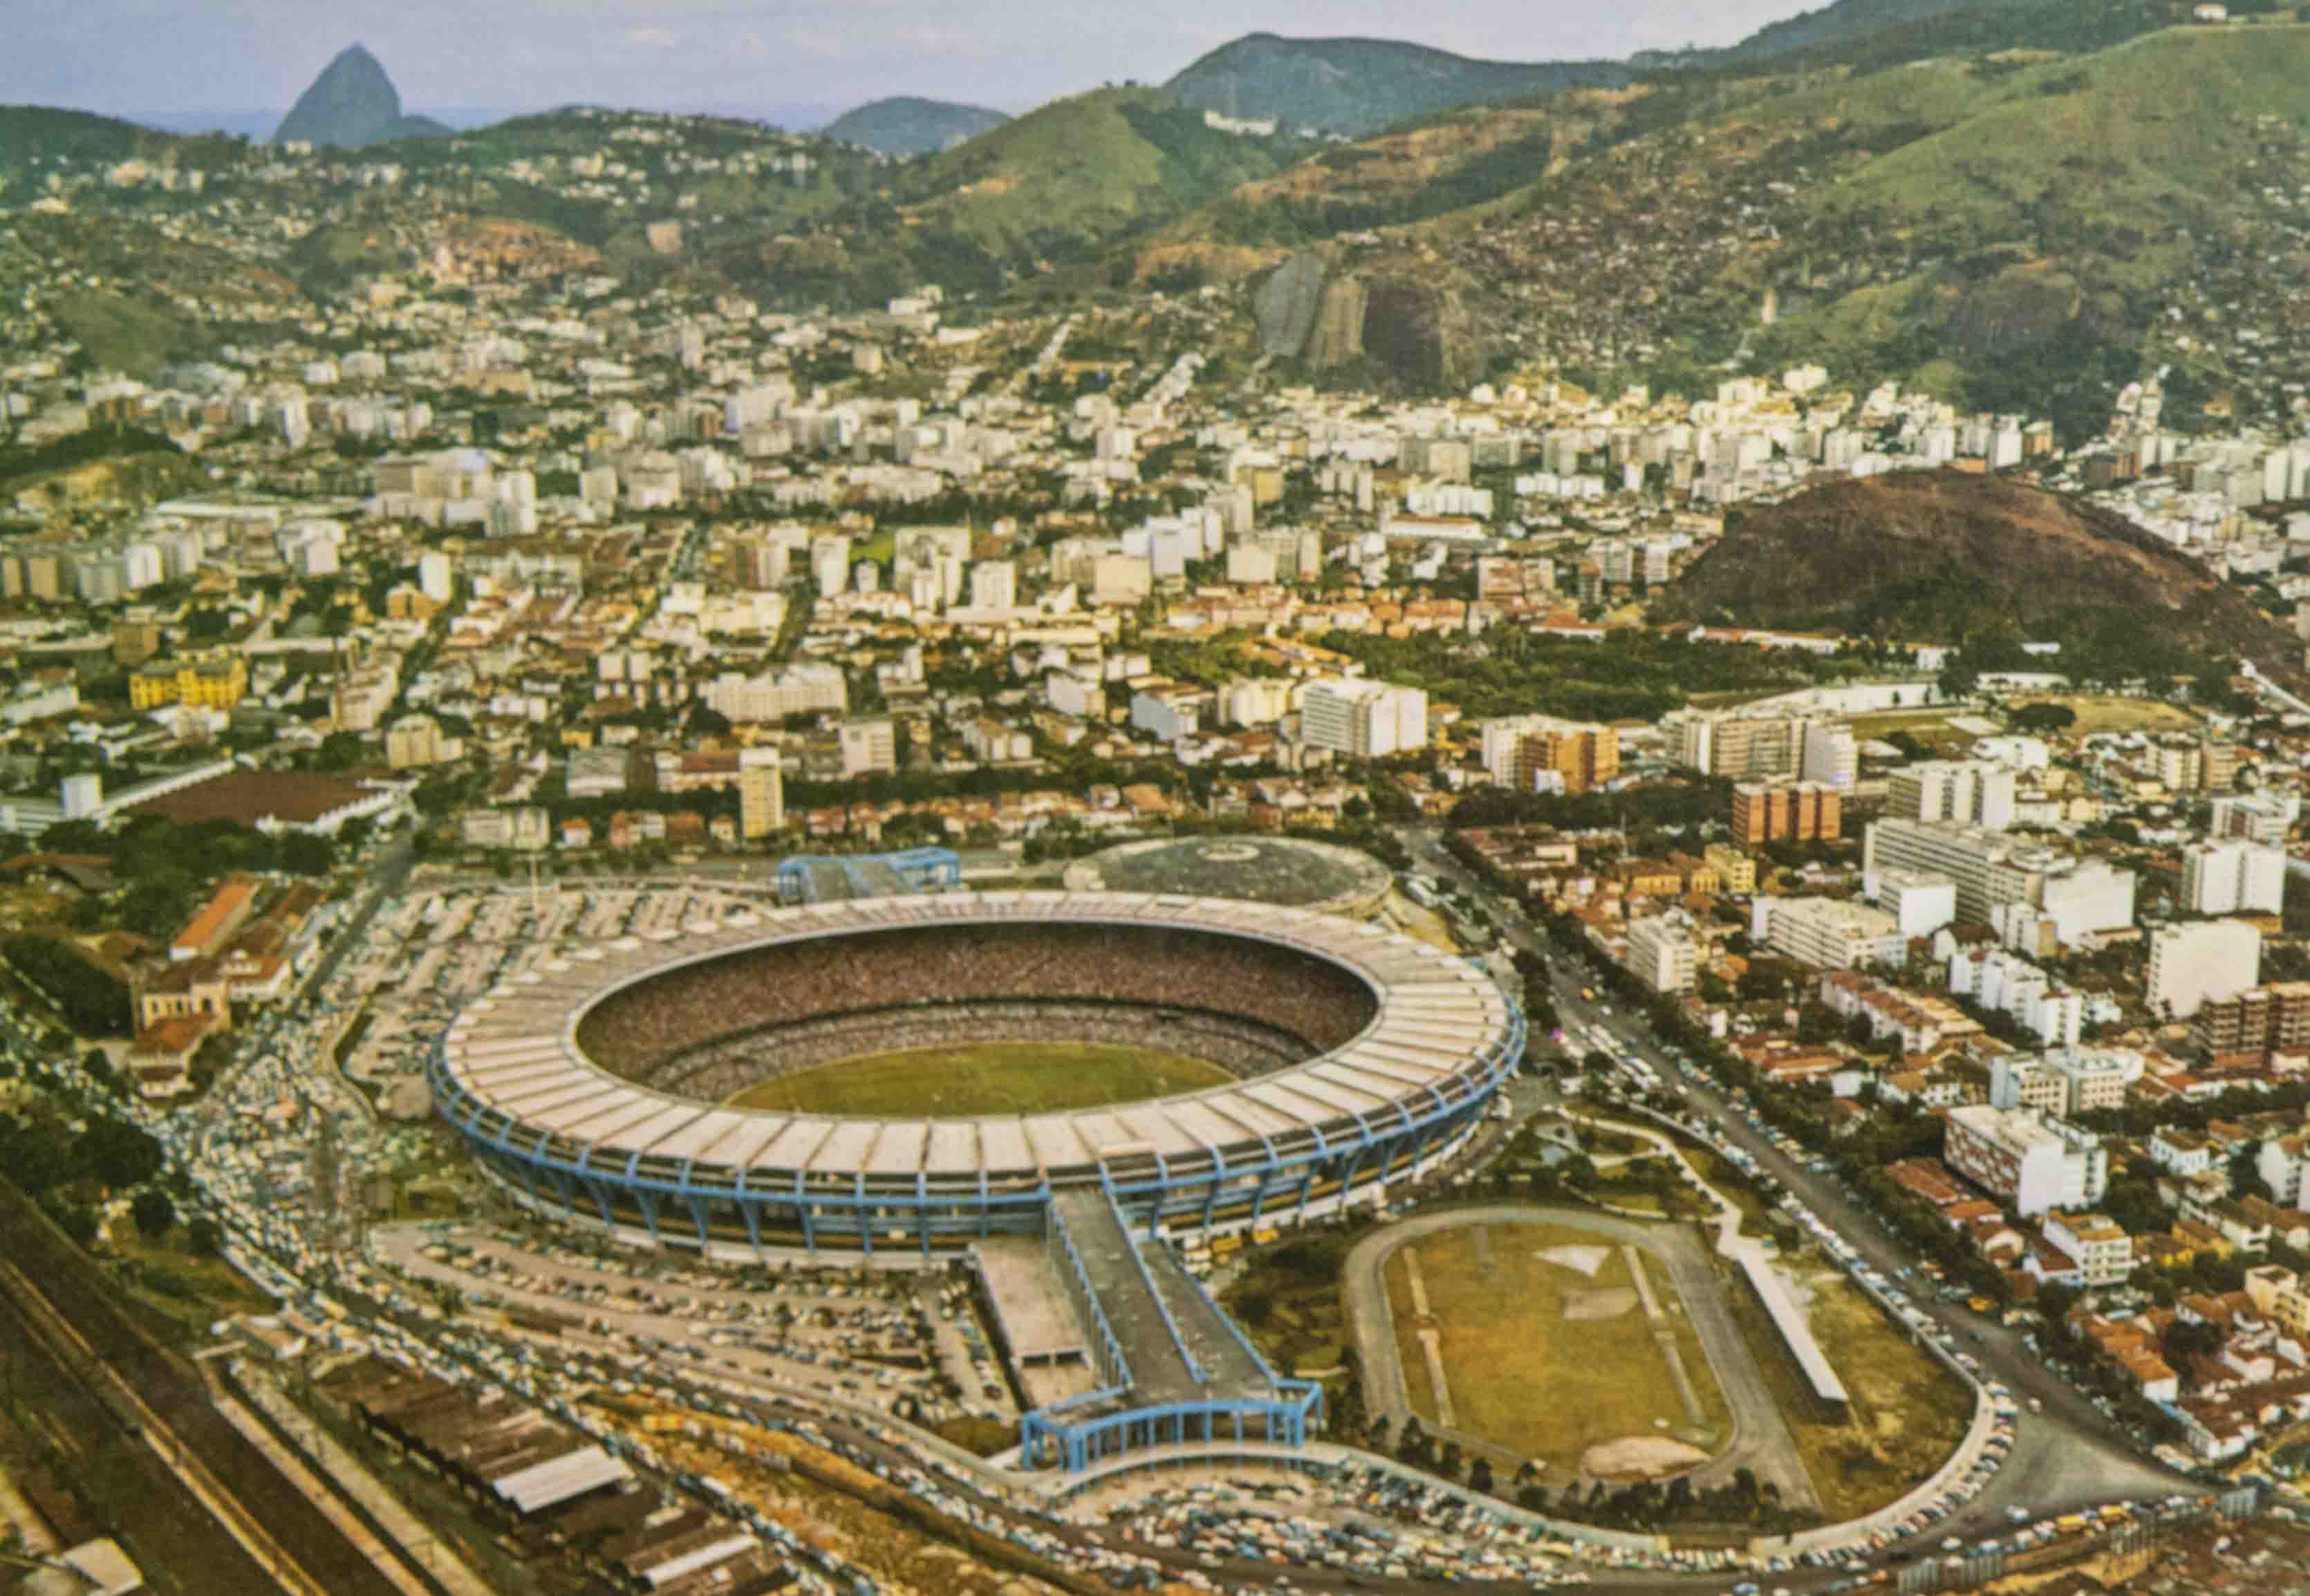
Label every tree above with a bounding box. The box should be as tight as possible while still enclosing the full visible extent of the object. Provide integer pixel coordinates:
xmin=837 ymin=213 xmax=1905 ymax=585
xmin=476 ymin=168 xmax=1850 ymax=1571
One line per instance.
xmin=79 ymin=1117 xmax=163 ymax=1190
xmin=1468 ymin=1456 xmax=1495 ymax=1494
xmin=2011 ymin=702 xmax=2076 ymax=733
xmin=187 ymin=1215 xmax=223 ymax=1256
xmin=130 ymin=1189 xmax=176 ymax=1239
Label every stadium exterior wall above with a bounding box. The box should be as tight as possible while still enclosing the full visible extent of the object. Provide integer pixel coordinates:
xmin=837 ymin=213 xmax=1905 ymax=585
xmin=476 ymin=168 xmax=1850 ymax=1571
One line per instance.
xmin=427 ymin=893 xmax=1522 ymax=1257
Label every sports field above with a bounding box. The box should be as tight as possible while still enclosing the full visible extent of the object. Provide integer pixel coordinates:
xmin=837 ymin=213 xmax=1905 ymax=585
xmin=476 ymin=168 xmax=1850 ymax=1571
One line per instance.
xmin=1384 ymin=1222 xmax=1730 ymax=1478
xmin=719 ymin=1042 xmax=1236 ymax=1118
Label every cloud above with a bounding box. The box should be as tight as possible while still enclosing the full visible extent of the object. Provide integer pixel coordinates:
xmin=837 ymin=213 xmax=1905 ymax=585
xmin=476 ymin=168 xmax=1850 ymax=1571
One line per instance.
xmin=624 ymin=24 xmax=678 ymax=48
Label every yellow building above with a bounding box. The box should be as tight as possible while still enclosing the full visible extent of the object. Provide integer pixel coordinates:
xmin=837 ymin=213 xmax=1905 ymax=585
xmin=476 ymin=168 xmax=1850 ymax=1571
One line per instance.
xmin=131 ymin=656 xmax=248 ymax=711
xmin=1703 ymin=843 xmax=1759 ymax=895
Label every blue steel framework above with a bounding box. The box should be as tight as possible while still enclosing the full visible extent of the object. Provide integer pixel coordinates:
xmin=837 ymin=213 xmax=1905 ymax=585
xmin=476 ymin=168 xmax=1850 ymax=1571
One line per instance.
xmin=774 ymin=847 xmax=960 ymax=903
xmin=426 ymin=894 xmax=1522 ymax=1470
xmin=429 ymin=991 xmax=1520 ymax=1257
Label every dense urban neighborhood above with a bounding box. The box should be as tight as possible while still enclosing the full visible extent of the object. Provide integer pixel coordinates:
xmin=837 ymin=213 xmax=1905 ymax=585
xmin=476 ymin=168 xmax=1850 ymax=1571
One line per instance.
xmin=9 ymin=3 xmax=2310 ymax=1596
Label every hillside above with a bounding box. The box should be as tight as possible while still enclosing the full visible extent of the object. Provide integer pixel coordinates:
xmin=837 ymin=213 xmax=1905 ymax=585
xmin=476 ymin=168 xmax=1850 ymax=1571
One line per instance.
xmin=0 ymin=106 xmax=194 ymax=196
xmin=1713 ymin=0 xmax=2013 ymax=62
xmin=1663 ymin=472 xmax=2303 ymax=687
xmin=1164 ymin=34 xmax=1629 ymax=137
xmin=824 ymin=97 xmax=1009 ymax=157
xmin=889 ymin=88 xmax=1305 ymax=258
xmin=275 ymin=45 xmax=449 ymax=149
xmin=1147 ymin=19 xmax=2310 ymax=422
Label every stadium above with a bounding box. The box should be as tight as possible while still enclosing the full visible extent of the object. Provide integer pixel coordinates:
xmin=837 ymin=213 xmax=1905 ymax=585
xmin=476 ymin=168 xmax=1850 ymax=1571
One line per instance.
xmin=429 ymin=890 xmax=1519 ymax=1255
xmin=429 ymin=888 xmax=1518 ymax=1470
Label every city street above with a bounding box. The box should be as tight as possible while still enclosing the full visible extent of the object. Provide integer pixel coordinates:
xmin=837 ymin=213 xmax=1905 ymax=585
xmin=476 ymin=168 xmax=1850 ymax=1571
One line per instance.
xmin=1408 ymin=828 xmax=2203 ymax=1556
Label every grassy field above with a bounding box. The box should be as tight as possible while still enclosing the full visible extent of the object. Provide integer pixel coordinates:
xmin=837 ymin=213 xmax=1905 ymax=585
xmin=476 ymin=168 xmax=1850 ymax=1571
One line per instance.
xmin=1383 ymin=1222 xmax=1730 ymax=1477
xmin=50 ymin=289 xmax=194 ymax=377
xmin=2008 ymin=694 xmax=2197 ymax=735
xmin=720 ymin=1042 xmax=1235 ymax=1118
xmin=1844 ymin=711 xmax=1975 ymax=752
xmin=106 ymin=1235 xmax=272 ymax=1335
xmin=1728 ymin=1260 xmax=1975 ymax=1521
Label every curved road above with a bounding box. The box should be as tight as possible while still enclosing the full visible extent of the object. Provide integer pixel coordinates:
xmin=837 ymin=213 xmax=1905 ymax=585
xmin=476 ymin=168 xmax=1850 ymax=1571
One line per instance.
xmin=1408 ymin=831 xmax=2204 ymax=1553
xmin=1346 ymin=1205 xmax=1818 ymax=1510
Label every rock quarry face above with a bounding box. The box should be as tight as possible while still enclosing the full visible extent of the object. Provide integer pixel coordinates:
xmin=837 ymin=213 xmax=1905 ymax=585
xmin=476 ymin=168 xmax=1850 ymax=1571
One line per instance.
xmin=1251 ymin=250 xmax=1475 ymax=390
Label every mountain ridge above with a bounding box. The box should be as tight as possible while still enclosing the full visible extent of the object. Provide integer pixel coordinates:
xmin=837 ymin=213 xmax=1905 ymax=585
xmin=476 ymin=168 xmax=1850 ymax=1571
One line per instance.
xmin=1164 ymin=33 xmax=1630 ymax=136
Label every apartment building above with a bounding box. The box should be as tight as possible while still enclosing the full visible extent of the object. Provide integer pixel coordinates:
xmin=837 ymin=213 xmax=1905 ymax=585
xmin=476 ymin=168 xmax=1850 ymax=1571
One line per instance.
xmin=1621 ymin=915 xmax=1699 ymax=994
xmin=2179 ymin=840 xmax=2286 ymax=917
xmin=1889 ymin=760 xmax=2017 ymax=831
xmin=1702 ymin=843 xmax=1758 ymax=895
xmin=1480 ymin=714 xmax=1619 ymax=795
xmin=1301 ymin=678 xmax=1428 ymax=758
xmin=738 ymin=755 xmax=783 ymax=840
xmin=1668 ymin=708 xmax=1839 ymax=781
xmin=2041 ymin=1211 xmax=2135 ymax=1286
xmin=2210 ymin=793 xmax=2293 ymax=849
xmin=1951 ymin=947 xmax=2083 ymax=1045
xmin=700 ymin=663 xmax=848 ymax=723
xmin=1943 ymin=1105 xmax=2109 ymax=1217
xmin=1863 ymin=818 xmax=2135 ymax=946
xmin=2191 ymin=982 xmax=2310 ymax=1064
xmin=1751 ymin=895 xmax=1902 ymax=970
xmin=1731 ymin=778 xmax=1841 ymax=846
xmin=2145 ymin=919 xmax=2262 ymax=1021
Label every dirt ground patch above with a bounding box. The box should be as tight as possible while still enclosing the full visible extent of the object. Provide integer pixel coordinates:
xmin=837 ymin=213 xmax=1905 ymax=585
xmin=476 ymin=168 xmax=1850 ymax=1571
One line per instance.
xmin=1581 ymin=1435 xmax=1712 ymax=1480
xmin=1537 ymin=1243 xmax=1611 ymax=1277
xmin=1563 ymin=1286 xmax=1639 ymax=1322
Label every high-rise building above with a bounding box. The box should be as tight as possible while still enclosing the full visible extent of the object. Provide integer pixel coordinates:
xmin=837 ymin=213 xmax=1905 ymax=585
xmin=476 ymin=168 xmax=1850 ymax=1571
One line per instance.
xmin=969 ymin=559 xmax=1017 ymax=612
xmin=1888 ymin=760 xmax=2016 ymax=831
xmin=1301 ymin=679 xmax=1428 ymax=759
xmin=1943 ymin=1105 xmax=2107 ymax=1217
xmin=2190 ymin=982 xmax=2310 ymax=1063
xmin=839 ymin=719 xmax=897 ymax=778
xmin=1621 ymin=917 xmax=1698 ymax=994
xmin=1730 ymin=779 xmax=1841 ymax=845
xmin=1800 ymin=722 xmax=1859 ymax=790
xmin=1863 ymin=819 xmax=2135 ymax=946
xmin=1480 ymin=715 xmax=1619 ymax=795
xmin=2210 ymin=793 xmax=2293 ymax=848
xmin=1950 ymin=948 xmax=2083 ymax=1046
xmin=2180 ymin=840 xmax=2286 ymax=917
xmin=2145 ymin=919 xmax=2261 ymax=1020
xmin=738 ymin=755 xmax=784 ymax=840
xmin=810 ymin=534 xmax=853 ymax=597
xmin=1750 ymin=896 xmax=1901 ymax=970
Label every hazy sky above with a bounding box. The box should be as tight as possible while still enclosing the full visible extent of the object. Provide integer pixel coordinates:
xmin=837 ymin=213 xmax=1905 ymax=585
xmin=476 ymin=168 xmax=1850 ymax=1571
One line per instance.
xmin=5 ymin=0 xmax=1817 ymax=120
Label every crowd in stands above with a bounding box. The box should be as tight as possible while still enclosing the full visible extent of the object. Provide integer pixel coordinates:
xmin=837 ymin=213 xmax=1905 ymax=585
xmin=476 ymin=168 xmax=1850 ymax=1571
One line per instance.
xmin=647 ymin=999 xmax=1314 ymax=1100
xmin=576 ymin=924 xmax=1378 ymax=1080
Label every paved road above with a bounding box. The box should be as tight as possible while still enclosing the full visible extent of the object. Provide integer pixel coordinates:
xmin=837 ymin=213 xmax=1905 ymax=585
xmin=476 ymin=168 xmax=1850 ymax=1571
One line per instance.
xmin=1408 ymin=829 xmax=2202 ymax=1553
xmin=1343 ymin=1205 xmax=1818 ymax=1510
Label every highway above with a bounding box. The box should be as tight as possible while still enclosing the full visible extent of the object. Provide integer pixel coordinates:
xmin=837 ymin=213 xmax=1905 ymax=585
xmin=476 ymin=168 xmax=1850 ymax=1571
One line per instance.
xmin=1406 ymin=829 xmax=2201 ymax=1570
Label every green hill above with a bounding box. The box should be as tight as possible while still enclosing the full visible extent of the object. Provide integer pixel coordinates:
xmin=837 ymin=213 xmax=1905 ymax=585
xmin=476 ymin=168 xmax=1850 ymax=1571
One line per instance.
xmin=0 ymin=106 xmax=193 ymax=198
xmin=1150 ymin=17 xmax=2310 ymax=423
xmin=891 ymin=88 xmax=1307 ymax=258
xmin=1165 ymin=33 xmax=1630 ymax=137
xmin=823 ymin=97 xmax=1009 ymax=157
